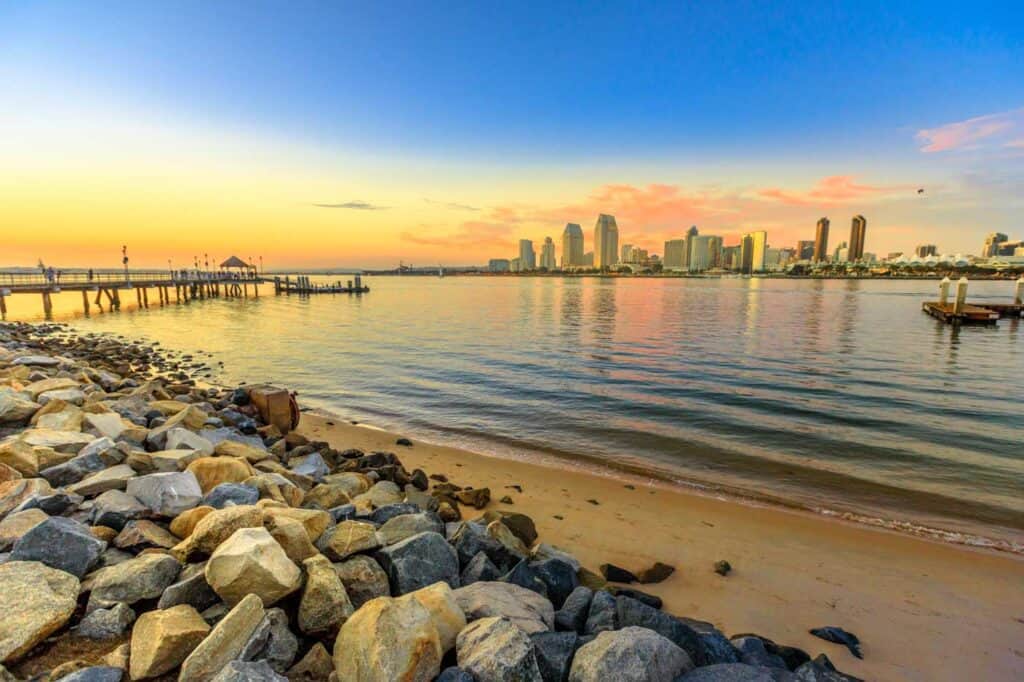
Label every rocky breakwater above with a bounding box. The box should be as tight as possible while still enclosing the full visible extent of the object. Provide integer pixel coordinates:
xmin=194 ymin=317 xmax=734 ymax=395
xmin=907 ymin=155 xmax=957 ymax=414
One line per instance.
xmin=0 ymin=323 xmax=862 ymax=682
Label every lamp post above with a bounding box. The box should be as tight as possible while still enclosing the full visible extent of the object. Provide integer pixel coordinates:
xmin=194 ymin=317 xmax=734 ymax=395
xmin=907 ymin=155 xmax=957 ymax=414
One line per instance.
xmin=122 ymin=245 xmax=129 ymax=282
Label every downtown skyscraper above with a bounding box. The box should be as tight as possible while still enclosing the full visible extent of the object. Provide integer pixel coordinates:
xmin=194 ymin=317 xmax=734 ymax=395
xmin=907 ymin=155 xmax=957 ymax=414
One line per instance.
xmin=519 ymin=239 xmax=536 ymax=270
xmin=561 ymin=223 xmax=584 ymax=268
xmin=813 ymin=217 xmax=830 ymax=262
xmin=540 ymin=237 xmax=556 ymax=270
xmin=848 ymin=215 xmax=867 ymax=262
xmin=594 ymin=214 xmax=619 ymax=269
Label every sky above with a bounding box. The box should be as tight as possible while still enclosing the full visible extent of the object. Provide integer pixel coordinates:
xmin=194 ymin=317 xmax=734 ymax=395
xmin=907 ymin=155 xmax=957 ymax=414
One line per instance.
xmin=1 ymin=1 xmax=1022 ymax=269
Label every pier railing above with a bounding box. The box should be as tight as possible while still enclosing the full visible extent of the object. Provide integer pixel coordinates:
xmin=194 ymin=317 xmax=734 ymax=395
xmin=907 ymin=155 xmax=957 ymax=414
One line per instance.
xmin=0 ymin=270 xmax=260 ymax=289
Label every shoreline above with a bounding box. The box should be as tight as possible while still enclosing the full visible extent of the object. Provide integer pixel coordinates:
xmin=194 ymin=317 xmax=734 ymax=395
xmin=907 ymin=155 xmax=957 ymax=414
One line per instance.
xmin=298 ymin=409 xmax=1024 ymax=682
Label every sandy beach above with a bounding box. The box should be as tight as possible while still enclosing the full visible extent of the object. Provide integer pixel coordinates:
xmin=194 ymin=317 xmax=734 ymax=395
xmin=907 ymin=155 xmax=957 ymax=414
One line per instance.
xmin=299 ymin=412 xmax=1024 ymax=682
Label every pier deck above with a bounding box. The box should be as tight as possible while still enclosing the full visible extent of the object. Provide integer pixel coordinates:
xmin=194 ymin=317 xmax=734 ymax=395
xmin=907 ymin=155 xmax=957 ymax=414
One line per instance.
xmin=922 ymin=301 xmax=1022 ymax=324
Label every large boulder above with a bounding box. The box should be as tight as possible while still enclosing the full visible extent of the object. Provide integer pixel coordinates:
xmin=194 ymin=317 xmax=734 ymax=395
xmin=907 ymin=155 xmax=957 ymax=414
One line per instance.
xmin=0 ymin=561 xmax=79 ymax=663
xmin=203 ymin=483 xmax=259 ymax=509
xmin=11 ymin=516 xmax=106 ymax=578
xmin=335 ymin=555 xmax=391 ymax=609
xmin=0 ymin=393 xmax=39 ymax=425
xmin=0 ymin=508 xmax=49 ymax=551
xmin=555 ymin=586 xmax=593 ymax=633
xmin=88 ymin=553 xmax=182 ymax=610
xmin=179 ymin=593 xmax=266 ymax=682
xmin=166 ymin=428 xmax=215 ymax=456
xmin=318 ymin=520 xmax=381 ymax=561
xmin=187 ymin=457 xmax=255 ymax=494
xmin=0 ymin=478 xmax=52 ymax=517
xmin=212 ymin=660 xmax=287 ymax=682
xmin=569 ymin=627 xmax=693 ymax=682
xmin=531 ymin=631 xmax=579 ymax=682
xmin=74 ymin=603 xmax=136 ymax=640
xmin=260 ymin=506 xmax=331 ymax=542
xmin=453 ymin=581 xmax=555 ymax=635
xmin=266 ymin=514 xmax=318 ymax=563
xmin=616 ymin=596 xmax=707 ymax=665
xmin=456 ymin=616 xmax=543 ymax=682
xmin=129 ymin=605 xmax=210 ymax=680
xmin=237 ymin=606 xmax=298 ymax=673
xmin=205 ymin=527 xmax=301 ymax=606
xmin=91 ymin=489 xmax=150 ymax=531
xmin=171 ymin=504 xmax=264 ymax=560
xmin=114 ymin=519 xmax=180 ymax=551
xmin=374 ymin=531 xmax=460 ymax=594
xmin=401 ymin=582 xmax=467 ymax=653
xmin=298 ymin=555 xmax=354 ymax=635
xmin=378 ymin=512 xmax=445 ymax=545
xmin=680 ymin=664 xmax=795 ymax=681
xmin=333 ymin=594 xmax=442 ymax=682
xmin=67 ymin=464 xmax=136 ymax=497
xmin=127 ymin=471 xmax=203 ymax=517
xmin=158 ymin=562 xmax=220 ymax=612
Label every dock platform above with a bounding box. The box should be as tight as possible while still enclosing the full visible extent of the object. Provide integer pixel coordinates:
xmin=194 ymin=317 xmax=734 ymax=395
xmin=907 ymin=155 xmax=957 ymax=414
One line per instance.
xmin=273 ymin=275 xmax=369 ymax=295
xmin=922 ymin=301 xmax=1023 ymax=325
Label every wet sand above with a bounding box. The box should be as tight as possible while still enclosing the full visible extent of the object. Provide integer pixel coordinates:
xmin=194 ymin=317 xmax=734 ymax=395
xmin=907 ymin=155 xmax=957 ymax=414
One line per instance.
xmin=299 ymin=412 xmax=1024 ymax=682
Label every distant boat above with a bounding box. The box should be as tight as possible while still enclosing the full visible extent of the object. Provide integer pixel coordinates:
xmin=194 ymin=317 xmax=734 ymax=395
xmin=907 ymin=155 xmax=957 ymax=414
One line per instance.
xmin=438 ymin=266 xmax=445 ymax=278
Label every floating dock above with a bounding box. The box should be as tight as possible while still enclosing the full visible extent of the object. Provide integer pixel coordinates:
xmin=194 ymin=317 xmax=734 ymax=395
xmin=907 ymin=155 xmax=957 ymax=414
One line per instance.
xmin=923 ymin=277 xmax=1024 ymax=325
xmin=273 ymin=275 xmax=369 ymax=295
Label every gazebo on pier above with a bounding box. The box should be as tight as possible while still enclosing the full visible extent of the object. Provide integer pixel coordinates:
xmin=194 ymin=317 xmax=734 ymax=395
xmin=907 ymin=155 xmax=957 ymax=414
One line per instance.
xmin=220 ymin=255 xmax=256 ymax=279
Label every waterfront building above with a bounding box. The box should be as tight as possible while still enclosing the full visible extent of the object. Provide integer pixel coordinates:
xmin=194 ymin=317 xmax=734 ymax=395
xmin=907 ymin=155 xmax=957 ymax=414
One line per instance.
xmin=509 ymin=257 xmax=522 ymax=272
xmin=583 ymin=251 xmax=594 ymax=267
xmin=982 ymin=233 xmax=1008 ymax=257
xmin=688 ymin=235 xmax=723 ymax=272
xmin=797 ymin=240 xmax=815 ymax=261
xmin=540 ymin=237 xmax=556 ymax=270
xmin=621 ymin=244 xmax=634 ymax=263
xmin=722 ymin=245 xmax=741 ymax=270
xmin=561 ymin=223 xmax=585 ymax=268
xmin=664 ymin=239 xmax=687 ymax=270
xmin=740 ymin=231 xmax=767 ymax=273
xmin=813 ymin=217 xmax=830 ymax=262
xmin=915 ymin=244 xmax=938 ymax=258
xmin=833 ymin=241 xmax=848 ymax=262
xmin=594 ymin=214 xmax=619 ymax=269
xmin=519 ymin=239 xmax=536 ymax=271
xmin=488 ymin=258 xmax=510 ymax=273
xmin=849 ymin=215 xmax=866 ymax=261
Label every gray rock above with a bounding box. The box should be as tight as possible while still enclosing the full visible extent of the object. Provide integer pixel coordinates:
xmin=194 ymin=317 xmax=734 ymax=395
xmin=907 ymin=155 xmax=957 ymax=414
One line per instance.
xmin=67 ymin=464 xmax=136 ymax=497
xmin=165 ymin=428 xmax=215 ymax=455
xmin=453 ymin=581 xmax=555 ymax=635
xmin=289 ymin=453 xmax=328 ymax=482
xmin=502 ymin=558 xmax=549 ymax=598
xmin=238 ymin=607 xmax=298 ymax=673
xmin=91 ymin=490 xmax=148 ymax=531
xmin=451 ymin=521 xmax=517 ymax=572
xmin=681 ymin=663 xmax=797 ymax=681
xmin=158 ymin=563 xmax=219 ymax=611
xmin=732 ymin=636 xmax=789 ymax=670
xmin=461 ymin=550 xmax=503 ymax=585
xmin=11 ymin=516 xmax=105 ymax=578
xmin=583 ymin=591 xmax=617 ymax=636
xmin=616 ymin=596 xmax=707 ymax=666
xmin=437 ymin=667 xmax=475 ymax=682
xmin=555 ymin=586 xmax=593 ymax=633
xmin=14 ymin=491 xmax=82 ymax=516
xmin=52 ymin=667 xmax=124 ymax=682
xmin=366 ymin=502 xmax=420 ymax=525
xmin=569 ymin=626 xmax=693 ymax=682
xmin=377 ymin=512 xmax=444 ymax=545
xmin=211 ymin=660 xmax=286 ymax=682
xmin=375 ymin=531 xmax=459 ymax=595
xmin=456 ymin=616 xmax=543 ymax=682
xmin=39 ymin=448 xmax=109 ymax=487
xmin=200 ymin=427 xmax=266 ymax=451
xmin=88 ymin=553 xmax=182 ymax=609
xmin=334 ymin=555 xmax=390 ymax=609
xmin=202 ymin=483 xmax=259 ymax=509
xmin=793 ymin=655 xmax=861 ymax=681
xmin=534 ymin=559 xmax=579 ymax=609
xmin=126 ymin=471 xmax=202 ymax=516
xmin=531 ymin=631 xmax=579 ymax=682
xmin=75 ymin=603 xmax=136 ymax=639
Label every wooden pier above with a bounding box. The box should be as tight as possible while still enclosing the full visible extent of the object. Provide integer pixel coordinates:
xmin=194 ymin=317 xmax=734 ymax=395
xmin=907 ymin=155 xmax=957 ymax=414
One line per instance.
xmin=0 ymin=270 xmax=264 ymax=319
xmin=922 ymin=277 xmax=1024 ymax=325
xmin=273 ymin=275 xmax=369 ymax=295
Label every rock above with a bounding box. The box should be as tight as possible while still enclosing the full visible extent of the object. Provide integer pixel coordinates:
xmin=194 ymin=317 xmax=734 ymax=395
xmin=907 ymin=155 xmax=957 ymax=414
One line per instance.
xmin=166 ymin=428 xmax=216 ymax=455
xmin=17 ymin=428 xmax=93 ymax=452
xmin=179 ymin=594 xmax=266 ymax=682
xmin=114 ymin=519 xmax=179 ymax=550
xmin=203 ymin=483 xmax=259 ymax=508
xmin=334 ymin=555 xmax=390 ymax=609
xmin=333 ymin=594 xmax=442 ymax=682
xmin=212 ymin=439 xmax=268 ymax=463
xmin=453 ymin=581 xmax=555 ymax=634
xmin=38 ymin=388 xmax=87 ymax=406
xmin=318 ymin=520 xmax=380 ymax=561
xmin=680 ymin=663 xmax=795 ymax=681
xmin=534 ymin=558 xmax=579 ymax=608
xmin=129 ymin=605 xmax=211 ymax=679
xmin=150 ymin=449 xmax=205 ymax=473
xmin=170 ymin=506 xmax=215 ymax=539
xmin=158 ymin=563 xmax=220 ymax=611
xmin=85 ymin=412 xmax=147 ymax=443
xmin=351 ymin=480 xmax=403 ymax=509
xmin=36 ymin=405 xmax=83 ymax=431
xmin=437 ymin=667 xmax=475 ymax=682
xmin=486 ymin=520 xmax=530 ymax=559
xmin=260 ymin=506 xmax=331 ymax=542
xmin=453 ymin=487 xmax=490 ymax=510
xmin=793 ymin=654 xmax=860 ymax=681
xmin=367 ymin=502 xmax=421 ymax=525
xmin=289 ymin=453 xmax=328 ymax=481
xmin=456 ymin=616 xmax=543 ymax=681
xmin=637 ymin=561 xmax=675 ymax=584
xmin=598 ymin=563 xmax=638 ymax=584
xmin=569 ymin=626 xmax=693 ymax=682
xmin=731 ymin=636 xmax=789 ymax=669
xmin=483 ymin=510 xmax=538 ymax=546
xmin=172 ymin=504 xmax=264 ymax=560
xmin=68 ymin=464 xmax=136 ymax=496
xmin=40 ymin=447 xmax=111 ymax=487
xmin=683 ymin=620 xmax=740 ymax=665
xmin=0 ymin=508 xmax=49 ymax=551
xmin=11 ymin=516 xmax=106 ymax=578
xmin=146 ymin=405 xmax=208 ymax=449
xmin=206 ymin=527 xmax=301 ymax=606
xmin=186 ymin=457 xmax=255 ymax=494
xmin=299 ymin=555 xmax=354 ymax=635
xmin=247 ymin=474 xmax=304 ymax=507
xmin=502 ymin=558 xmax=548 ymax=597
xmin=322 ymin=472 xmax=371 ymax=497
xmin=127 ymin=472 xmax=203 ymax=517
xmin=401 ymin=582 xmax=467 ymax=653
xmin=89 ymin=553 xmax=182 ymax=609
xmin=75 ymin=603 xmax=136 ymax=639
xmin=531 ymin=631 xmax=579 ymax=682
xmin=714 ymin=560 xmax=731 ymax=576
xmin=238 ymin=607 xmax=299 ymax=673
xmin=23 ymin=376 xmax=78 ymax=399
xmin=285 ymin=642 xmax=333 ymax=681
xmin=212 ymin=660 xmax=287 ymax=682
xmin=616 ymin=596 xmax=706 ymax=666
xmin=583 ymin=591 xmax=617 ymax=635
xmin=266 ymin=514 xmax=318 ymax=563
xmin=555 ymin=586 xmax=593 ymax=633
xmin=11 ymin=354 xmax=61 ymax=367
xmin=53 ymin=666 xmax=124 ymax=682
xmin=0 ymin=462 xmax=23 ymax=484
xmin=809 ymin=627 xmax=862 ymax=659
xmin=302 ymin=483 xmax=352 ymax=510
xmin=92 ymin=490 xmax=149 ymax=531
xmin=0 ymin=440 xmax=39 ymax=476
xmin=375 ymin=531 xmax=460 ymax=594
xmin=460 ymin=550 xmax=502 ymax=585
xmin=0 ymin=478 xmax=52 ymax=517
xmin=0 ymin=561 xmax=79 ymax=663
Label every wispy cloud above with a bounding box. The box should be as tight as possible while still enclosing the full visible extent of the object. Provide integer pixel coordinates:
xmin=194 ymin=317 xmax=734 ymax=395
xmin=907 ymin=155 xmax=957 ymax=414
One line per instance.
xmin=312 ymin=201 xmax=387 ymax=210
xmin=423 ymin=198 xmax=480 ymax=212
xmin=758 ymin=175 xmax=910 ymax=206
xmin=916 ymin=108 xmax=1024 ymax=153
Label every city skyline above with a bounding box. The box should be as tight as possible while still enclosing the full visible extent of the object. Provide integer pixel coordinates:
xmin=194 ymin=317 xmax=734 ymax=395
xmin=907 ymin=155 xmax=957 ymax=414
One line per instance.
xmin=2 ymin=3 xmax=1022 ymax=268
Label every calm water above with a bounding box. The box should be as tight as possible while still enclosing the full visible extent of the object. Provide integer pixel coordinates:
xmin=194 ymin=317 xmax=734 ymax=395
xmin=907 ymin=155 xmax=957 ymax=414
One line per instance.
xmin=7 ymin=276 xmax=1024 ymax=549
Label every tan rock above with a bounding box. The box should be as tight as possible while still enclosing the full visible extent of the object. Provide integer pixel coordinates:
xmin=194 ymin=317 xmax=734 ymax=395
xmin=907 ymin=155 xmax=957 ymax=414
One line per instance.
xmin=0 ymin=478 xmax=51 ymax=517
xmin=320 ymin=520 xmax=380 ymax=561
xmin=147 ymin=400 xmax=189 ymax=416
xmin=261 ymin=506 xmax=331 ymax=542
xmin=186 ymin=456 xmax=255 ymax=493
xmin=114 ymin=519 xmax=180 ymax=551
xmin=33 ymin=445 xmax=73 ymax=470
xmin=28 ymin=397 xmax=70 ymax=426
xmin=247 ymin=473 xmax=304 ymax=506
xmin=178 ymin=593 xmax=264 ymax=682
xmin=35 ymin=405 xmax=83 ymax=431
xmin=91 ymin=526 xmax=118 ymax=543
xmin=333 ymin=594 xmax=442 ymax=682
xmin=0 ymin=463 xmax=21 ymax=484
xmin=22 ymin=377 xmax=78 ymax=400
xmin=266 ymin=514 xmax=318 ymax=564
xmin=299 ymin=555 xmax=353 ymax=635
xmin=487 ymin=520 xmax=530 ymax=556
xmin=0 ymin=561 xmax=79 ymax=663
xmin=129 ymin=604 xmax=210 ymax=679
xmin=0 ymin=509 xmax=49 ymax=551
xmin=205 ymin=527 xmax=302 ymax=606
xmin=303 ymin=483 xmax=352 ymax=509
xmin=400 ymin=582 xmax=466 ymax=653
xmin=171 ymin=504 xmax=263 ymax=561
xmin=286 ymin=642 xmax=333 ymax=681
xmin=213 ymin=440 xmax=270 ymax=464
xmin=104 ymin=642 xmax=130 ymax=670
xmin=322 ymin=472 xmax=372 ymax=497
xmin=0 ymin=440 xmax=38 ymax=477
xmin=169 ymin=505 xmax=215 ymax=539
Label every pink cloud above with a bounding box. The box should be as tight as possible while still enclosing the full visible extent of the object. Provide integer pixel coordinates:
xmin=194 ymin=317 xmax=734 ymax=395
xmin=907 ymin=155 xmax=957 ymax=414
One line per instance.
xmin=758 ymin=175 xmax=909 ymax=206
xmin=916 ymin=108 xmax=1024 ymax=153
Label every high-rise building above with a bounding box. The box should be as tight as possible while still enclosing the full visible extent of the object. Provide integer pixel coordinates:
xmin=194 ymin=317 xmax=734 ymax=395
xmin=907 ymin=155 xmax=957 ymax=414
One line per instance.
xmin=509 ymin=257 xmax=522 ymax=272
xmin=740 ymin=231 xmax=768 ymax=273
xmin=848 ymin=215 xmax=866 ymax=262
xmin=833 ymin=241 xmax=848 ymax=263
xmin=620 ymin=244 xmax=634 ymax=263
xmin=519 ymin=239 xmax=536 ymax=271
xmin=540 ymin=237 xmax=556 ymax=270
xmin=688 ymin=235 xmax=723 ymax=272
xmin=488 ymin=258 xmax=510 ymax=272
xmin=915 ymin=244 xmax=938 ymax=258
xmin=684 ymin=225 xmax=699 ymax=267
xmin=594 ymin=214 xmax=619 ymax=269
xmin=797 ymin=240 xmax=816 ymax=261
xmin=561 ymin=223 xmax=584 ymax=268
xmin=663 ymin=239 xmax=687 ymax=270
xmin=813 ymin=218 xmax=830 ymax=262
xmin=722 ymin=245 xmax=741 ymax=270
xmin=582 ymin=251 xmax=594 ymax=267
xmin=982 ymin=233 xmax=1008 ymax=257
